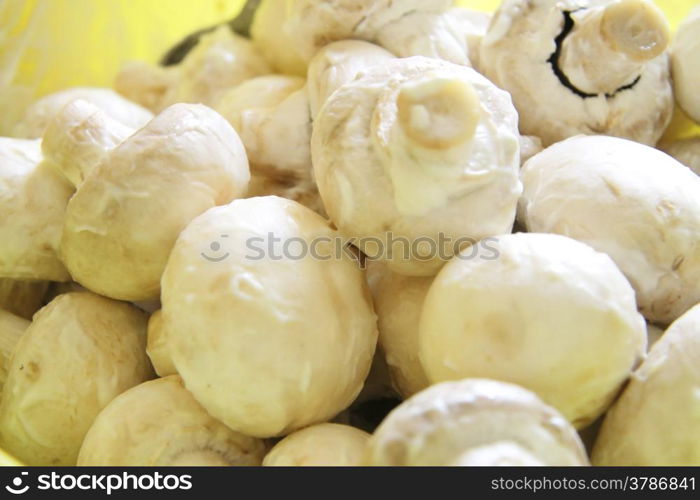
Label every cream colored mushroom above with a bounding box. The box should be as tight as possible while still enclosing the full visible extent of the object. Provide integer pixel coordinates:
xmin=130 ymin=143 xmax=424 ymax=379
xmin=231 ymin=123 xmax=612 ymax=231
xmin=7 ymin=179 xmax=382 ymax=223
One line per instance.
xmin=161 ymin=196 xmax=377 ymax=438
xmin=146 ymin=310 xmax=176 ymax=378
xmin=312 ymin=56 xmax=521 ymax=276
xmin=0 ymin=292 xmax=152 ymax=466
xmin=78 ymin=376 xmax=266 ymax=466
xmin=519 ymin=135 xmax=700 ymax=325
xmin=0 ymin=279 xmax=48 ymax=319
xmin=263 ymin=423 xmax=369 ymax=466
xmin=480 ymin=0 xmax=673 ymax=146
xmin=59 ymin=103 xmax=250 ymax=301
xmin=250 ymin=0 xmax=308 ymax=76
xmin=592 ymin=304 xmax=700 ymax=465
xmin=365 ymin=379 xmax=589 ymax=466
xmin=662 ymin=137 xmax=700 ymax=176
xmin=672 ymin=7 xmax=700 ymax=123
xmin=419 ymin=233 xmax=647 ymax=429
xmin=0 ymin=309 xmax=29 ymax=392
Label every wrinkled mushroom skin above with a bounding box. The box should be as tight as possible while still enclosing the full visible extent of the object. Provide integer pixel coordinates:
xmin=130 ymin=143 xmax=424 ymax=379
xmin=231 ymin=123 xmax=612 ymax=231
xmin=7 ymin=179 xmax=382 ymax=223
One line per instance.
xmin=480 ymin=0 xmax=673 ymax=146
xmin=519 ymin=135 xmax=700 ymax=325
xmin=0 ymin=309 xmax=30 ymax=391
xmin=0 ymin=293 xmax=152 ymax=466
xmin=672 ymin=7 xmax=700 ymax=124
xmin=592 ymin=304 xmax=700 ymax=465
xmin=78 ymin=376 xmax=266 ymax=466
xmin=0 ymin=279 xmax=49 ymax=320
xmin=365 ymin=379 xmax=589 ymax=466
xmin=662 ymin=137 xmax=700 ymax=176
xmin=263 ymin=423 xmax=370 ymax=466
xmin=60 ymin=103 xmax=250 ymax=302
xmin=146 ymin=310 xmax=176 ymax=377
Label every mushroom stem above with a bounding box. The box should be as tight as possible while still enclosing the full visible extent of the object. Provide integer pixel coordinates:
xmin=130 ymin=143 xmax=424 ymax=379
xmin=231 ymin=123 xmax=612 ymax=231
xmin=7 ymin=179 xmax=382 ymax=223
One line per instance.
xmin=559 ymin=0 xmax=670 ymax=95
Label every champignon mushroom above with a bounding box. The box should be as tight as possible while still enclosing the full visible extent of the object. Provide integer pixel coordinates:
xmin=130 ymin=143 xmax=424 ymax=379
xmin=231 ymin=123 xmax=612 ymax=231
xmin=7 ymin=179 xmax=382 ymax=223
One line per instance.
xmin=160 ymin=196 xmax=377 ymax=438
xmin=0 ymin=279 xmax=49 ymax=320
xmin=592 ymin=304 xmax=700 ymax=465
xmin=0 ymin=309 xmax=29 ymax=392
xmin=78 ymin=376 xmax=266 ymax=466
xmin=480 ymin=0 xmax=673 ymax=146
xmin=672 ymin=7 xmax=700 ymax=124
xmin=419 ymin=233 xmax=647 ymax=429
xmin=312 ymin=56 xmax=521 ymax=276
xmin=263 ymin=423 xmax=369 ymax=466
xmin=662 ymin=136 xmax=700 ymax=176
xmin=365 ymin=379 xmax=589 ymax=466
xmin=0 ymin=292 xmax=152 ymax=466
xmin=59 ymin=103 xmax=250 ymax=301
xmin=146 ymin=310 xmax=176 ymax=377
xmin=519 ymin=135 xmax=700 ymax=325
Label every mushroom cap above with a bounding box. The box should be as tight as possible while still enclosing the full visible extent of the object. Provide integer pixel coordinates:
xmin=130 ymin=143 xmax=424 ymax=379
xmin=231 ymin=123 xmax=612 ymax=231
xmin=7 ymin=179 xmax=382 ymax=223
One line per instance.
xmin=251 ymin=0 xmax=308 ymax=77
xmin=312 ymin=56 xmax=521 ymax=276
xmin=419 ymin=232 xmax=647 ymax=428
xmin=0 ymin=292 xmax=152 ymax=465
xmin=592 ymin=304 xmax=700 ymax=465
xmin=263 ymin=423 xmax=370 ymax=466
xmin=519 ymin=135 xmax=700 ymax=325
xmin=13 ymin=87 xmax=152 ymax=139
xmin=161 ymin=196 xmax=377 ymax=438
xmin=0 ymin=308 xmax=29 ymax=392
xmin=662 ymin=137 xmax=700 ymax=176
xmin=0 ymin=137 xmax=73 ymax=281
xmin=672 ymin=7 xmax=700 ymax=123
xmin=60 ymin=103 xmax=250 ymax=301
xmin=365 ymin=379 xmax=589 ymax=466
xmin=0 ymin=279 xmax=49 ymax=320
xmin=146 ymin=310 xmax=176 ymax=377
xmin=78 ymin=376 xmax=266 ymax=466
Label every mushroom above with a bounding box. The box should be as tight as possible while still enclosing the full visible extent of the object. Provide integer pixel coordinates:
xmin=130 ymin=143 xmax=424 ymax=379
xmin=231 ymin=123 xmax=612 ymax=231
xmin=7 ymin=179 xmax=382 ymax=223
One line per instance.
xmin=250 ymin=0 xmax=308 ymax=76
xmin=0 ymin=279 xmax=49 ymax=319
xmin=672 ymin=7 xmax=700 ymax=123
xmin=78 ymin=376 xmax=266 ymax=466
xmin=592 ymin=304 xmax=700 ymax=465
xmin=480 ymin=0 xmax=673 ymax=146
xmin=0 ymin=137 xmax=73 ymax=281
xmin=312 ymin=56 xmax=521 ymax=276
xmin=160 ymin=196 xmax=377 ymax=438
xmin=0 ymin=292 xmax=152 ymax=466
xmin=263 ymin=423 xmax=369 ymax=466
xmin=519 ymin=135 xmax=700 ymax=325
xmin=146 ymin=310 xmax=176 ymax=378
xmin=662 ymin=137 xmax=700 ymax=176
xmin=419 ymin=233 xmax=647 ymax=429
xmin=0 ymin=309 xmax=29 ymax=392
xmin=59 ymin=103 xmax=250 ymax=301
xmin=365 ymin=379 xmax=589 ymax=466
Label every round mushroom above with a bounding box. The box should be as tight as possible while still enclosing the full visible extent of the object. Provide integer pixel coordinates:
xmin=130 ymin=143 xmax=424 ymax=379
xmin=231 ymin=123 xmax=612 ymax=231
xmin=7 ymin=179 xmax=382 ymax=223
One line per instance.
xmin=0 ymin=279 xmax=49 ymax=320
xmin=78 ymin=376 xmax=266 ymax=466
xmin=662 ymin=136 xmax=700 ymax=176
xmin=519 ymin=135 xmax=700 ymax=325
xmin=672 ymin=7 xmax=700 ymax=123
xmin=146 ymin=310 xmax=176 ymax=378
xmin=365 ymin=379 xmax=589 ymax=466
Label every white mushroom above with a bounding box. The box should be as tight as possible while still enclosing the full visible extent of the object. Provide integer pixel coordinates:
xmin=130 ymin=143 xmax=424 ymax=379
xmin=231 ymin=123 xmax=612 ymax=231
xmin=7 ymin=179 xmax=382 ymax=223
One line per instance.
xmin=480 ymin=0 xmax=673 ymax=146
xmin=662 ymin=137 xmax=700 ymax=176
xmin=0 ymin=309 xmax=29 ymax=392
xmin=312 ymin=56 xmax=521 ymax=276
xmin=78 ymin=376 xmax=266 ymax=466
xmin=263 ymin=423 xmax=369 ymax=466
xmin=419 ymin=233 xmax=647 ymax=429
xmin=365 ymin=379 xmax=589 ymax=466
xmin=0 ymin=292 xmax=152 ymax=465
xmin=161 ymin=196 xmax=377 ymax=438
xmin=250 ymin=0 xmax=308 ymax=76
xmin=146 ymin=310 xmax=176 ymax=378
xmin=592 ymin=304 xmax=700 ymax=465
xmin=519 ymin=135 xmax=700 ymax=325
xmin=0 ymin=279 xmax=48 ymax=320
xmin=672 ymin=7 xmax=700 ymax=123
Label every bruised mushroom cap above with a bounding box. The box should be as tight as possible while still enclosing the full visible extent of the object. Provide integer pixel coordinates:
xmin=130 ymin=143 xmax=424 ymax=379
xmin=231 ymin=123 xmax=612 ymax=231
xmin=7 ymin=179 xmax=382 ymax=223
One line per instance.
xmin=78 ymin=376 xmax=266 ymax=466
xmin=519 ymin=135 xmax=700 ymax=325
xmin=592 ymin=304 xmax=700 ymax=465
xmin=0 ymin=292 xmax=152 ymax=466
xmin=60 ymin=103 xmax=250 ymax=302
xmin=0 ymin=309 xmax=29 ymax=391
xmin=13 ymin=87 xmax=152 ymax=139
xmin=480 ymin=0 xmax=673 ymax=146
xmin=263 ymin=423 xmax=370 ymax=466
xmin=662 ymin=137 xmax=700 ymax=176
xmin=0 ymin=279 xmax=49 ymax=320
xmin=250 ymin=0 xmax=308 ymax=77
xmin=420 ymin=233 xmax=647 ymax=429
xmin=365 ymin=379 xmax=589 ymax=466
xmin=0 ymin=138 xmax=73 ymax=281
xmin=146 ymin=310 xmax=176 ymax=377
xmin=312 ymin=56 xmax=521 ymax=276
xmin=672 ymin=7 xmax=700 ymax=123
xmin=161 ymin=196 xmax=377 ymax=438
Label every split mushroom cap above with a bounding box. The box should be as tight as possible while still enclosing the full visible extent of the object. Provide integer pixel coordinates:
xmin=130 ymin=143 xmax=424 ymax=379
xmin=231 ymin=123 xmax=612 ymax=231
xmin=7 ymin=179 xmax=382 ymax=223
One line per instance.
xmin=662 ymin=137 xmax=700 ymax=176
xmin=0 ymin=292 xmax=152 ymax=466
xmin=519 ymin=135 xmax=700 ymax=325
xmin=480 ymin=0 xmax=673 ymax=146
xmin=0 ymin=279 xmax=49 ymax=320
xmin=263 ymin=423 xmax=370 ymax=466
xmin=419 ymin=232 xmax=647 ymax=429
xmin=146 ymin=310 xmax=176 ymax=377
xmin=78 ymin=376 xmax=266 ymax=466
xmin=60 ymin=103 xmax=250 ymax=302
xmin=312 ymin=56 xmax=521 ymax=276
xmin=0 ymin=137 xmax=73 ymax=281
xmin=672 ymin=7 xmax=700 ymax=123
xmin=13 ymin=87 xmax=152 ymax=139
xmin=0 ymin=309 xmax=30 ymax=392
xmin=161 ymin=196 xmax=378 ymax=438
xmin=365 ymin=379 xmax=589 ymax=466
xmin=247 ymin=173 xmax=326 ymax=217
xmin=592 ymin=304 xmax=700 ymax=465
xmin=215 ymin=76 xmax=312 ymax=181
